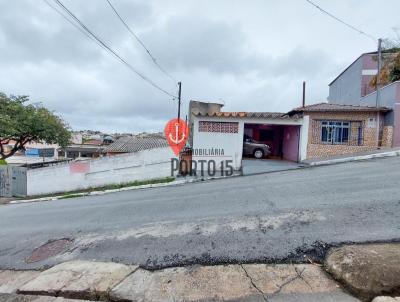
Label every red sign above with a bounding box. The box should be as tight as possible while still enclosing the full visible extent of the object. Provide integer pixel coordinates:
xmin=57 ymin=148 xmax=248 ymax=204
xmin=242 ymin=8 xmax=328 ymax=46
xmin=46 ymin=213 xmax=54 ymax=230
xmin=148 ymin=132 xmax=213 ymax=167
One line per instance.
xmin=69 ymin=162 xmax=90 ymax=174
xmin=164 ymin=118 xmax=189 ymax=155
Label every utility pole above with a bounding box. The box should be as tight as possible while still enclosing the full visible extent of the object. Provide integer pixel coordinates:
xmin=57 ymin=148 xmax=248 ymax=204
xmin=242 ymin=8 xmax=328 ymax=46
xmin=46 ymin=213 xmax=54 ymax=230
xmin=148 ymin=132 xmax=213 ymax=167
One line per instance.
xmin=177 ymin=82 xmax=182 ymax=121
xmin=302 ymin=81 xmax=306 ymax=107
xmin=375 ymin=38 xmax=382 ymax=147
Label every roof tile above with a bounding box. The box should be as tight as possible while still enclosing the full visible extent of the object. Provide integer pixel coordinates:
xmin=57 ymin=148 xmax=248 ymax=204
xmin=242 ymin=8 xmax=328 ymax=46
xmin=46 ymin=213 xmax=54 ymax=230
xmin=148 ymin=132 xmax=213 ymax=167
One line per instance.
xmin=292 ymin=102 xmax=390 ymax=112
xmin=104 ymin=134 xmax=168 ymax=153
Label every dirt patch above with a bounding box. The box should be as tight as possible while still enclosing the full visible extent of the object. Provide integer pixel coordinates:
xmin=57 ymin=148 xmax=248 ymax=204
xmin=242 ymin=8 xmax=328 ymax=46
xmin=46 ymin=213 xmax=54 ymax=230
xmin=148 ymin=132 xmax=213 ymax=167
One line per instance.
xmin=26 ymin=238 xmax=73 ymax=263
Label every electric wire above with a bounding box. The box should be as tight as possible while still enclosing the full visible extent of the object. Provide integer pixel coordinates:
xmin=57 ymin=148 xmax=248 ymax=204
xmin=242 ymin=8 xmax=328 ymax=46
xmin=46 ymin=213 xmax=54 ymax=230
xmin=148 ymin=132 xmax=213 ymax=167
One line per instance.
xmin=105 ymin=0 xmax=177 ymax=83
xmin=49 ymin=0 xmax=176 ymax=97
xmin=304 ymin=0 xmax=377 ymax=43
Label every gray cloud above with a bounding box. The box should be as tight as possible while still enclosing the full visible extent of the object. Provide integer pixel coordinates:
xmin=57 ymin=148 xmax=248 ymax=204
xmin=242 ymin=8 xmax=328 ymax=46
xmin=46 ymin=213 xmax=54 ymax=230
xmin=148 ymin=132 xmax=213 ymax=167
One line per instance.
xmin=0 ymin=0 xmax=399 ymax=133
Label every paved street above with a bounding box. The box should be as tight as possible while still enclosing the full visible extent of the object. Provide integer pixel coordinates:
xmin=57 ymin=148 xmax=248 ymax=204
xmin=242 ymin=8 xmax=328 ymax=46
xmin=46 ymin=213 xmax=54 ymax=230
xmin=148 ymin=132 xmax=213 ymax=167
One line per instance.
xmin=0 ymin=157 xmax=400 ymax=270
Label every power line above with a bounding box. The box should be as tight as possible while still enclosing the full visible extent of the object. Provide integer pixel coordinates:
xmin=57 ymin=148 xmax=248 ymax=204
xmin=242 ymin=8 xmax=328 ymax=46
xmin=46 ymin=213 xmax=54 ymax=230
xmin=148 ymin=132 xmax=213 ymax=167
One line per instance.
xmin=49 ymin=0 xmax=176 ymax=98
xmin=304 ymin=0 xmax=377 ymax=43
xmin=105 ymin=0 xmax=177 ymax=83
xmin=42 ymin=0 xmax=107 ymax=51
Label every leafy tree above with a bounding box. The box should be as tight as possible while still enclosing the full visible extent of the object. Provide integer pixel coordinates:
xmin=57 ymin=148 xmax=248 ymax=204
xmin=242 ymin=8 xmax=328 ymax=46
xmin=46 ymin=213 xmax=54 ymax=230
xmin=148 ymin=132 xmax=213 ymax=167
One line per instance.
xmin=390 ymin=53 xmax=400 ymax=82
xmin=0 ymin=93 xmax=71 ymax=160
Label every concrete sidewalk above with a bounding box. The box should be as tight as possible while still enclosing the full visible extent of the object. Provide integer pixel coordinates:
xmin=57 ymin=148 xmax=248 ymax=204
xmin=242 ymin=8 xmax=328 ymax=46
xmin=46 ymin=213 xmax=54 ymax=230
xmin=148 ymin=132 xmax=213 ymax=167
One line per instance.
xmin=242 ymin=158 xmax=303 ymax=175
xmin=2 ymin=243 xmax=400 ymax=301
xmin=1 ymin=261 xmax=359 ymax=302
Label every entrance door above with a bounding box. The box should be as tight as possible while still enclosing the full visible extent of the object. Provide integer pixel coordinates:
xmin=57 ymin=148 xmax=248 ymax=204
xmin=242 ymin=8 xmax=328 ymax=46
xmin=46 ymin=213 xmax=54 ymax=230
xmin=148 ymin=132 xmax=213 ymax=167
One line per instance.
xmin=282 ymin=126 xmax=300 ymax=162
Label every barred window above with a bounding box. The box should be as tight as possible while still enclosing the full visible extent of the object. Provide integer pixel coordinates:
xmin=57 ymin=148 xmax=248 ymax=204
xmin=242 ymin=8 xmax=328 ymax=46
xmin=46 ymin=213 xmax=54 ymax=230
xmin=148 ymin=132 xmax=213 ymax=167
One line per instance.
xmin=321 ymin=121 xmax=350 ymax=144
xmin=198 ymin=121 xmax=238 ymax=133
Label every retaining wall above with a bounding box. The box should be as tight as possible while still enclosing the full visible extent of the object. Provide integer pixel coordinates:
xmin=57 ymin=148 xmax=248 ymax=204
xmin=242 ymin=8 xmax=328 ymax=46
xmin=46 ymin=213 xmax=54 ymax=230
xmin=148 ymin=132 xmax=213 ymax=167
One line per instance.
xmin=27 ymin=147 xmax=176 ymax=196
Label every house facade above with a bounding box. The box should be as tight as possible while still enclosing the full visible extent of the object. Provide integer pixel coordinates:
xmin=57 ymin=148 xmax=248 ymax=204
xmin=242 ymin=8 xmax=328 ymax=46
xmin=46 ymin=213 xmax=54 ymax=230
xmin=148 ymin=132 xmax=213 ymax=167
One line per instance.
xmin=289 ymin=103 xmax=391 ymax=159
xmin=191 ymin=110 xmax=308 ymax=170
xmin=189 ymin=100 xmax=392 ymax=170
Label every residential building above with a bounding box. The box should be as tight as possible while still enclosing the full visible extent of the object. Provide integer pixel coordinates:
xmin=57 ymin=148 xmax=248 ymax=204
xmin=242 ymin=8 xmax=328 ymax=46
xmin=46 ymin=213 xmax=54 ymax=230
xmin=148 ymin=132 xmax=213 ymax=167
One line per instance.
xmin=328 ymin=50 xmax=400 ymax=147
xmin=328 ymin=51 xmax=399 ymax=105
xmin=288 ymin=103 xmax=391 ymax=159
xmin=189 ymin=101 xmax=393 ymax=170
xmin=58 ymin=143 xmax=105 ymax=159
xmin=190 ymin=100 xmax=308 ymax=170
xmin=4 ymin=141 xmax=60 ymax=165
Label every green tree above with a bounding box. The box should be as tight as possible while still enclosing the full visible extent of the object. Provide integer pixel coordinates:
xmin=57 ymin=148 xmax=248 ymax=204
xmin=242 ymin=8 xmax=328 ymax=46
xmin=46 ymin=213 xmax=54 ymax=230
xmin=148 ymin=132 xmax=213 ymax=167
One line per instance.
xmin=0 ymin=93 xmax=71 ymax=160
xmin=390 ymin=53 xmax=400 ymax=82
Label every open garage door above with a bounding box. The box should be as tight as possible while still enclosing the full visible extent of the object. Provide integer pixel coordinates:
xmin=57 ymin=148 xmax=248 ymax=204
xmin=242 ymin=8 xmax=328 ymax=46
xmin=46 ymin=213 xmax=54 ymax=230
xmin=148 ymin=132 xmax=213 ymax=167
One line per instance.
xmin=243 ymin=123 xmax=300 ymax=162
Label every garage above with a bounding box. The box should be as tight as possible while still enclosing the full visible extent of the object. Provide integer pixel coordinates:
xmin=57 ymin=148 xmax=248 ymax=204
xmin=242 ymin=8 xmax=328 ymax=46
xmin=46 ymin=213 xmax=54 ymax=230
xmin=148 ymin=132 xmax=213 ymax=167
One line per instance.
xmin=241 ymin=123 xmax=302 ymax=175
xmin=243 ymin=123 xmax=300 ymax=162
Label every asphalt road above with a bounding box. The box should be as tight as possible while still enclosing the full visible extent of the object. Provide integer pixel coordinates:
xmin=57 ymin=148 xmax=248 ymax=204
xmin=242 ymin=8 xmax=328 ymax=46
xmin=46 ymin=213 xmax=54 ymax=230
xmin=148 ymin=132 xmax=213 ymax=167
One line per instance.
xmin=0 ymin=157 xmax=400 ymax=270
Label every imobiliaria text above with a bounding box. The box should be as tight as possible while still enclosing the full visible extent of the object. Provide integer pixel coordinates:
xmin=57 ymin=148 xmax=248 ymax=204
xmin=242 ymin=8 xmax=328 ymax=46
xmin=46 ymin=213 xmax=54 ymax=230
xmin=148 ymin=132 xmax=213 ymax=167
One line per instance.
xmin=164 ymin=119 xmax=234 ymax=177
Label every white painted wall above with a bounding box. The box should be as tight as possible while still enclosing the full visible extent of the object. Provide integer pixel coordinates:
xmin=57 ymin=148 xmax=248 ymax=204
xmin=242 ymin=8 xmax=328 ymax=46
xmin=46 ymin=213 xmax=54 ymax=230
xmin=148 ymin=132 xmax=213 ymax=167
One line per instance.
xmin=299 ymin=115 xmax=309 ymax=161
xmin=192 ymin=117 xmax=244 ymax=170
xmin=27 ymin=147 xmax=176 ymax=196
xmin=192 ymin=116 xmax=306 ymax=170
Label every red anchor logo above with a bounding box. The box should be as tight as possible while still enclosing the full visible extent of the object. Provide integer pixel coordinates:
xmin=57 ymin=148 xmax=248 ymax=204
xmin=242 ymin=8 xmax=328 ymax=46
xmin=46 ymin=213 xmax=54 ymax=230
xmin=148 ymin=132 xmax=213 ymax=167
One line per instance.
xmin=164 ymin=118 xmax=189 ymax=155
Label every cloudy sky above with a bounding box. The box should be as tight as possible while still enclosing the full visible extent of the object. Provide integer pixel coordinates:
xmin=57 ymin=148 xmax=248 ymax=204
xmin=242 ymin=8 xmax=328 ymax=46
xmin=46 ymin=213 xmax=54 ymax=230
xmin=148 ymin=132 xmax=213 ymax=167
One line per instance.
xmin=1 ymin=0 xmax=399 ymax=133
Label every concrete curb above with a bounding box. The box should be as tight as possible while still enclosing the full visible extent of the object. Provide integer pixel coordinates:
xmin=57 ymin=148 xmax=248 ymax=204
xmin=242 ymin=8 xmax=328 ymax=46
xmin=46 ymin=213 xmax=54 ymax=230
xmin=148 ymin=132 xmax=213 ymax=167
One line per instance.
xmin=306 ymin=150 xmax=400 ymax=167
xmin=7 ymin=179 xmax=196 ymax=205
xmin=325 ymin=243 xmax=400 ymax=302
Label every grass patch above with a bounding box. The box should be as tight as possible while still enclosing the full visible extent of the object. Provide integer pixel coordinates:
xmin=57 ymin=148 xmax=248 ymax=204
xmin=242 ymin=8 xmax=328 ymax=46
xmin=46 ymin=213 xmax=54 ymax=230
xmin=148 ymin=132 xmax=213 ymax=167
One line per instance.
xmin=95 ymin=177 xmax=175 ymax=191
xmin=59 ymin=194 xmax=83 ymax=200
xmin=18 ymin=176 xmax=175 ymax=200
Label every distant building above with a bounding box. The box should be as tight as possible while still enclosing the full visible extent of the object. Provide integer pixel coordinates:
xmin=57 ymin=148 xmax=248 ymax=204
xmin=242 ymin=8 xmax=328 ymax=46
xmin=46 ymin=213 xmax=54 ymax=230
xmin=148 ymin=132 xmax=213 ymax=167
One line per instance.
xmin=70 ymin=132 xmax=83 ymax=144
xmin=58 ymin=144 xmax=105 ymax=159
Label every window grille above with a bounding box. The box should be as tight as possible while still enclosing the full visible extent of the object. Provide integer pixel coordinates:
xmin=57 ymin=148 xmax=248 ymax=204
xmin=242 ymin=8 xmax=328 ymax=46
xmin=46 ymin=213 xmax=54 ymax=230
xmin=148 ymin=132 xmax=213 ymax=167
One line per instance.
xmin=198 ymin=121 xmax=239 ymax=133
xmin=311 ymin=120 xmax=364 ymax=146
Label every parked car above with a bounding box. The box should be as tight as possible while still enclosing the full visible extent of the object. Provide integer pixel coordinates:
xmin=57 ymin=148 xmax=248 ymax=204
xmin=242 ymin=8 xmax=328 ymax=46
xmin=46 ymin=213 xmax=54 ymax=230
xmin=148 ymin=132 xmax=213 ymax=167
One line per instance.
xmin=243 ymin=137 xmax=271 ymax=159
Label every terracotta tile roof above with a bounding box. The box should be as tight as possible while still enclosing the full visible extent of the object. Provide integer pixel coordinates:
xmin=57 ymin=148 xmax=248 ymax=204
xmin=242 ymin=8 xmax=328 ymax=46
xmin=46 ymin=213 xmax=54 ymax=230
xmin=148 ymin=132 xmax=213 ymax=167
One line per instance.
xmin=291 ymin=102 xmax=390 ymax=113
xmin=104 ymin=134 xmax=168 ymax=153
xmin=193 ymin=111 xmax=294 ymax=119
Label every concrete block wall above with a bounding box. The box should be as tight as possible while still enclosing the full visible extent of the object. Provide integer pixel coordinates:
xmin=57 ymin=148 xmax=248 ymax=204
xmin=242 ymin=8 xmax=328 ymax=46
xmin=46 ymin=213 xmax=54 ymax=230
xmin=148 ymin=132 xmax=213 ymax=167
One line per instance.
xmin=26 ymin=147 xmax=176 ymax=196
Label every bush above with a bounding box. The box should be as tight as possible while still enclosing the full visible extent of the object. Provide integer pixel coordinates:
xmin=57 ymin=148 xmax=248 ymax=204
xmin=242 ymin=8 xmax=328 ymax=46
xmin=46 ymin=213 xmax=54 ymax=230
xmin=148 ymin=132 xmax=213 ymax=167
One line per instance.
xmin=0 ymin=159 xmax=6 ymax=165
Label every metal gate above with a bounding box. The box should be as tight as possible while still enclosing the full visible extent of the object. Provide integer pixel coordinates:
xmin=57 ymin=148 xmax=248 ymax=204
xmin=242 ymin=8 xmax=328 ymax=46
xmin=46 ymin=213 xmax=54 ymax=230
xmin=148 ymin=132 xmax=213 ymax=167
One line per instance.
xmin=0 ymin=166 xmax=27 ymax=197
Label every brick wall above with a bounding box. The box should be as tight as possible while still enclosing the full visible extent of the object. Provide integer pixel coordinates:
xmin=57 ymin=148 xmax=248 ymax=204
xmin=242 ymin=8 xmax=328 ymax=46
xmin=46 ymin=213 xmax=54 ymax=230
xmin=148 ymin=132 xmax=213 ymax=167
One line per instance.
xmin=306 ymin=111 xmax=384 ymax=159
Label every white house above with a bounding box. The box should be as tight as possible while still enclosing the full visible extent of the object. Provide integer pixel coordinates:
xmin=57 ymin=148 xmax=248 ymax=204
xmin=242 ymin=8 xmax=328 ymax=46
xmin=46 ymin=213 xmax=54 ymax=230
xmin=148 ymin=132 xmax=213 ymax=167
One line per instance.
xmin=189 ymin=101 xmax=309 ymax=171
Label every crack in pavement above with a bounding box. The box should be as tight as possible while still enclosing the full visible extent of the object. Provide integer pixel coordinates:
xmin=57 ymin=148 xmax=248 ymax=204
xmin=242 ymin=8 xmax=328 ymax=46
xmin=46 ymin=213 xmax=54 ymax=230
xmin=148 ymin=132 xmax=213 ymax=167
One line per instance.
xmin=270 ymin=267 xmax=307 ymax=296
xmin=295 ymin=266 xmax=312 ymax=290
xmin=240 ymin=264 xmax=269 ymax=302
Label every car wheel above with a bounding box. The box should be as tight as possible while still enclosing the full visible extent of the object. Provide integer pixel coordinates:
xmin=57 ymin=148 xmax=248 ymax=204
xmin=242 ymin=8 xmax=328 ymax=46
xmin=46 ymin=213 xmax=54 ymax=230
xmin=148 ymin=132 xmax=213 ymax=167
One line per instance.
xmin=253 ymin=149 xmax=264 ymax=159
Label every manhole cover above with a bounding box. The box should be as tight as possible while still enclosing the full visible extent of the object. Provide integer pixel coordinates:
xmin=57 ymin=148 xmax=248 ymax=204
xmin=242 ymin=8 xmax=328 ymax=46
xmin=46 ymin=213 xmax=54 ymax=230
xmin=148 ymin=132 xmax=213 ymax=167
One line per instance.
xmin=26 ymin=238 xmax=73 ymax=263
